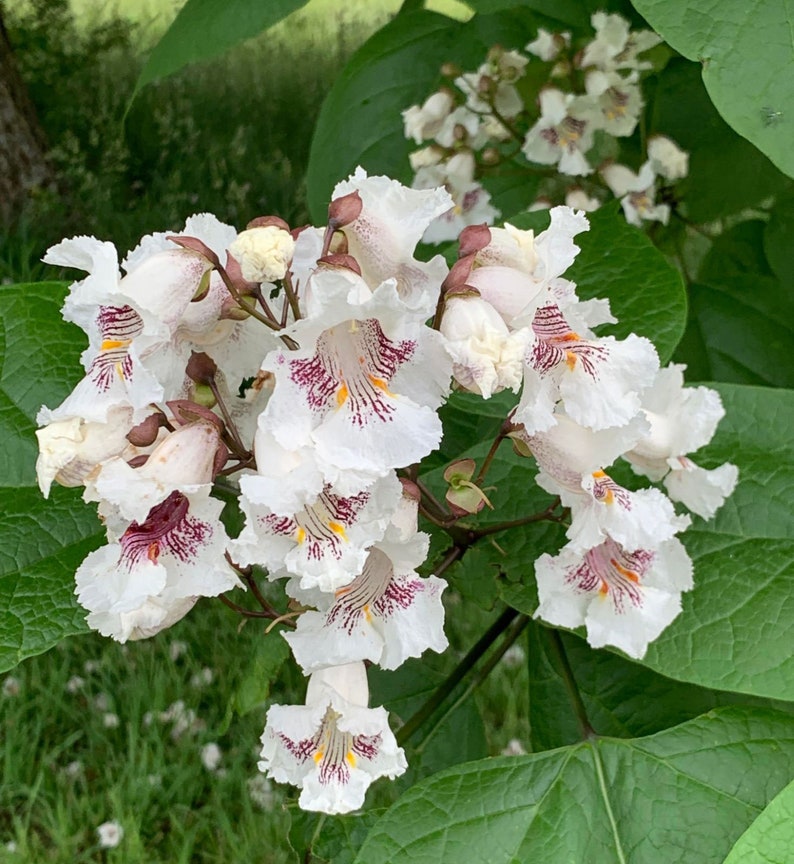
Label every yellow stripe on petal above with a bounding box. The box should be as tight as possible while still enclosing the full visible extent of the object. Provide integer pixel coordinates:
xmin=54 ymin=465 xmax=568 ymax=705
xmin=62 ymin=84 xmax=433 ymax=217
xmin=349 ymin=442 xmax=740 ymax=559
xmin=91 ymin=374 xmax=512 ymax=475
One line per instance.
xmin=101 ymin=339 xmax=131 ymax=351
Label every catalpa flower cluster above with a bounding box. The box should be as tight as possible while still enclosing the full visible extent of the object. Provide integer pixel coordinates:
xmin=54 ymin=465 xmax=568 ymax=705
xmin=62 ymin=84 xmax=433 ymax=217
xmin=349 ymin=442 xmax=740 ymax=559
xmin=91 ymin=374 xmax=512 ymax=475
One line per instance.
xmin=402 ymin=11 xmax=689 ymax=241
xmin=441 ymin=206 xmax=737 ymax=657
xmin=36 ymin=168 xmax=734 ymax=814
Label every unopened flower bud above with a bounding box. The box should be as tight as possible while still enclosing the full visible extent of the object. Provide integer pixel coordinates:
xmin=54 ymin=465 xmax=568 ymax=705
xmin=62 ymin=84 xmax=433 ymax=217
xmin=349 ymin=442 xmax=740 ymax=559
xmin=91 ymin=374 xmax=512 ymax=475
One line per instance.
xmin=480 ymin=147 xmax=501 ymax=166
xmin=186 ymin=351 xmax=218 ymax=385
xmin=127 ymin=412 xmax=166 ymax=447
xmin=328 ymin=191 xmax=363 ymax=229
xmin=246 ymin=215 xmax=291 ymax=233
xmin=229 ymin=225 xmax=295 ymax=283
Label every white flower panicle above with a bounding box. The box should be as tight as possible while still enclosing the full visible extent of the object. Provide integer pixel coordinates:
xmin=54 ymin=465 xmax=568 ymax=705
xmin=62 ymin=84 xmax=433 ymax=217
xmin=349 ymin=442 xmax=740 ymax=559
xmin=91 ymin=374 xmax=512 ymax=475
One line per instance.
xmin=400 ymin=13 xmax=688 ymax=240
xmin=37 ymin=159 xmax=733 ymax=814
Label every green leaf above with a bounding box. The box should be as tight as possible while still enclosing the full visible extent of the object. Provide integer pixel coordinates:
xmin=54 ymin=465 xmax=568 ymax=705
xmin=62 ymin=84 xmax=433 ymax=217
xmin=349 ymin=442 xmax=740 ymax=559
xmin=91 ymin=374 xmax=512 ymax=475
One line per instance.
xmin=631 ymin=0 xmax=794 ymax=178
xmin=132 ymin=0 xmax=309 ymax=97
xmin=638 ymin=384 xmax=794 ymax=700
xmin=649 ymin=59 xmax=790 ymax=223
xmin=0 ymin=283 xmax=103 ymax=672
xmin=723 ymin=778 xmax=794 ymax=864
xmin=354 ymin=707 xmax=794 ymax=864
xmin=511 ymin=204 xmax=688 ymax=363
xmin=232 ymin=629 xmax=291 ymax=716
xmin=674 ymin=222 xmax=794 ymax=387
xmin=526 ymin=621 xmax=794 ymax=751
xmin=306 ymin=8 xmax=573 ymax=223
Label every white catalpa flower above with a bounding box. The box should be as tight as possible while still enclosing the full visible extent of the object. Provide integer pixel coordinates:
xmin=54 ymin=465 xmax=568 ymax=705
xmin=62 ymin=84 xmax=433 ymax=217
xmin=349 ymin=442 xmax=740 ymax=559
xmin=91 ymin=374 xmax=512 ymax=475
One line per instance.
xmin=433 ymin=105 xmax=487 ymax=149
xmin=260 ymin=266 xmax=451 ymax=494
xmin=579 ymin=12 xmax=662 ymax=72
xmin=466 ymin=206 xmax=590 ymax=328
xmin=35 ymin=407 xmax=139 ymax=497
xmin=523 ymin=89 xmax=595 ymax=176
xmin=75 ymin=488 xmax=240 ymax=642
xmin=526 ymin=28 xmax=570 ymax=61
xmin=519 ymin=414 xmax=689 ymax=551
xmin=258 ymin=662 xmax=407 ymax=814
xmin=647 ymin=135 xmax=689 ymax=181
xmin=441 ymin=293 xmax=531 ymax=398
xmin=413 ymin=152 xmax=500 ymax=244
xmin=564 ymin=188 xmax=601 ymax=212
xmin=582 ymin=70 xmax=643 ymax=137
xmin=331 ymin=168 xmax=452 ymax=317
xmin=283 ymin=527 xmax=447 ymax=673
xmin=402 ymin=90 xmax=455 ymax=144
xmin=231 ymin=472 xmax=402 ymax=593
xmin=601 ymin=161 xmax=670 ymax=226
xmin=624 ymin=364 xmax=738 ymax=519
xmin=516 ymin=300 xmax=659 ymax=433
xmin=535 ymin=536 xmax=693 ymax=658
xmin=455 ymin=50 xmax=527 ymax=119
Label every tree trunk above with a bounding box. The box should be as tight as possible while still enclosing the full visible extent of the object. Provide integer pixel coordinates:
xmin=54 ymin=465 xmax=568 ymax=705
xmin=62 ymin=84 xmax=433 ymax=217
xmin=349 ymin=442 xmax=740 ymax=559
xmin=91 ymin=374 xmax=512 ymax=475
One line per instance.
xmin=0 ymin=7 xmax=54 ymax=225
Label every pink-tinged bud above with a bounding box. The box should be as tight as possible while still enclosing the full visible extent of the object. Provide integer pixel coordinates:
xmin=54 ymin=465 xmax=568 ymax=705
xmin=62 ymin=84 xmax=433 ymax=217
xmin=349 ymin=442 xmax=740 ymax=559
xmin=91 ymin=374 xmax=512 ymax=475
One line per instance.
xmin=246 ymin=215 xmax=291 ymax=233
xmin=317 ymin=253 xmax=362 ymax=275
xmin=127 ymin=413 xmax=167 ymax=447
xmin=166 ymin=400 xmax=224 ymax=432
xmin=398 ymin=477 xmax=422 ymax=503
xmin=142 ymin=422 xmax=222 ymax=486
xmin=458 ymin=224 xmax=492 ymax=258
xmin=328 ymin=190 xmax=363 ymax=228
xmin=477 ymin=74 xmax=493 ymax=94
xmin=223 ymin=251 xmax=259 ymax=292
xmin=480 ymin=147 xmax=501 ymax=166
xmin=186 ymin=351 xmax=218 ymax=385
xmin=442 ymin=254 xmax=476 ymax=293
xmin=443 ymin=458 xmax=493 ymax=515
xmin=167 ymin=235 xmax=221 ymax=268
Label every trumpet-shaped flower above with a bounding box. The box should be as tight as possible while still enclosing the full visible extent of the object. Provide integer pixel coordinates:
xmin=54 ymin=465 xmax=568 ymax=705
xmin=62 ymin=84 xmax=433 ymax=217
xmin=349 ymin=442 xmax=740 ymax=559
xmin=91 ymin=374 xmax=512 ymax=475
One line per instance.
xmin=231 ymin=472 xmax=401 ymax=593
xmin=624 ymin=364 xmax=738 ymax=519
xmin=258 ymin=662 xmax=406 ymax=814
xmin=535 ymin=536 xmax=693 ymax=657
xmin=517 ymin=300 xmax=659 ymax=433
xmin=523 ymin=89 xmax=596 ymax=176
xmin=260 ymin=268 xmax=451 ymax=493
xmin=283 ymin=527 xmax=446 ymax=673
xmin=331 ymin=168 xmax=452 ymax=317
xmin=75 ymin=488 xmax=240 ymax=642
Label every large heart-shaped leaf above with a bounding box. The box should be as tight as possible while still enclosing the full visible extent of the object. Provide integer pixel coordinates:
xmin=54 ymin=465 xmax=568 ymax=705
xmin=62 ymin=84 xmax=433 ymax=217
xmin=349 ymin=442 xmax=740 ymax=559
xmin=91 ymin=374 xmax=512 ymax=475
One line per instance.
xmin=722 ymin=778 xmax=794 ymax=864
xmin=353 ymin=707 xmax=794 ymax=863
xmin=631 ymin=0 xmax=794 ymax=179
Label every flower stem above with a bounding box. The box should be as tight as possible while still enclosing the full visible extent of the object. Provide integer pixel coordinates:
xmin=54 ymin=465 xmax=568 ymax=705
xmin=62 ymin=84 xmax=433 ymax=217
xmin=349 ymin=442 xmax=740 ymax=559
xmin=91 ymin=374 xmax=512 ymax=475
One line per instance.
xmin=544 ymin=627 xmax=595 ymax=739
xmin=415 ymin=612 xmax=529 ymax=754
xmin=471 ymin=498 xmax=563 ymax=538
xmin=474 ymin=424 xmax=508 ymax=485
xmin=396 ymin=606 xmax=518 ymax=745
